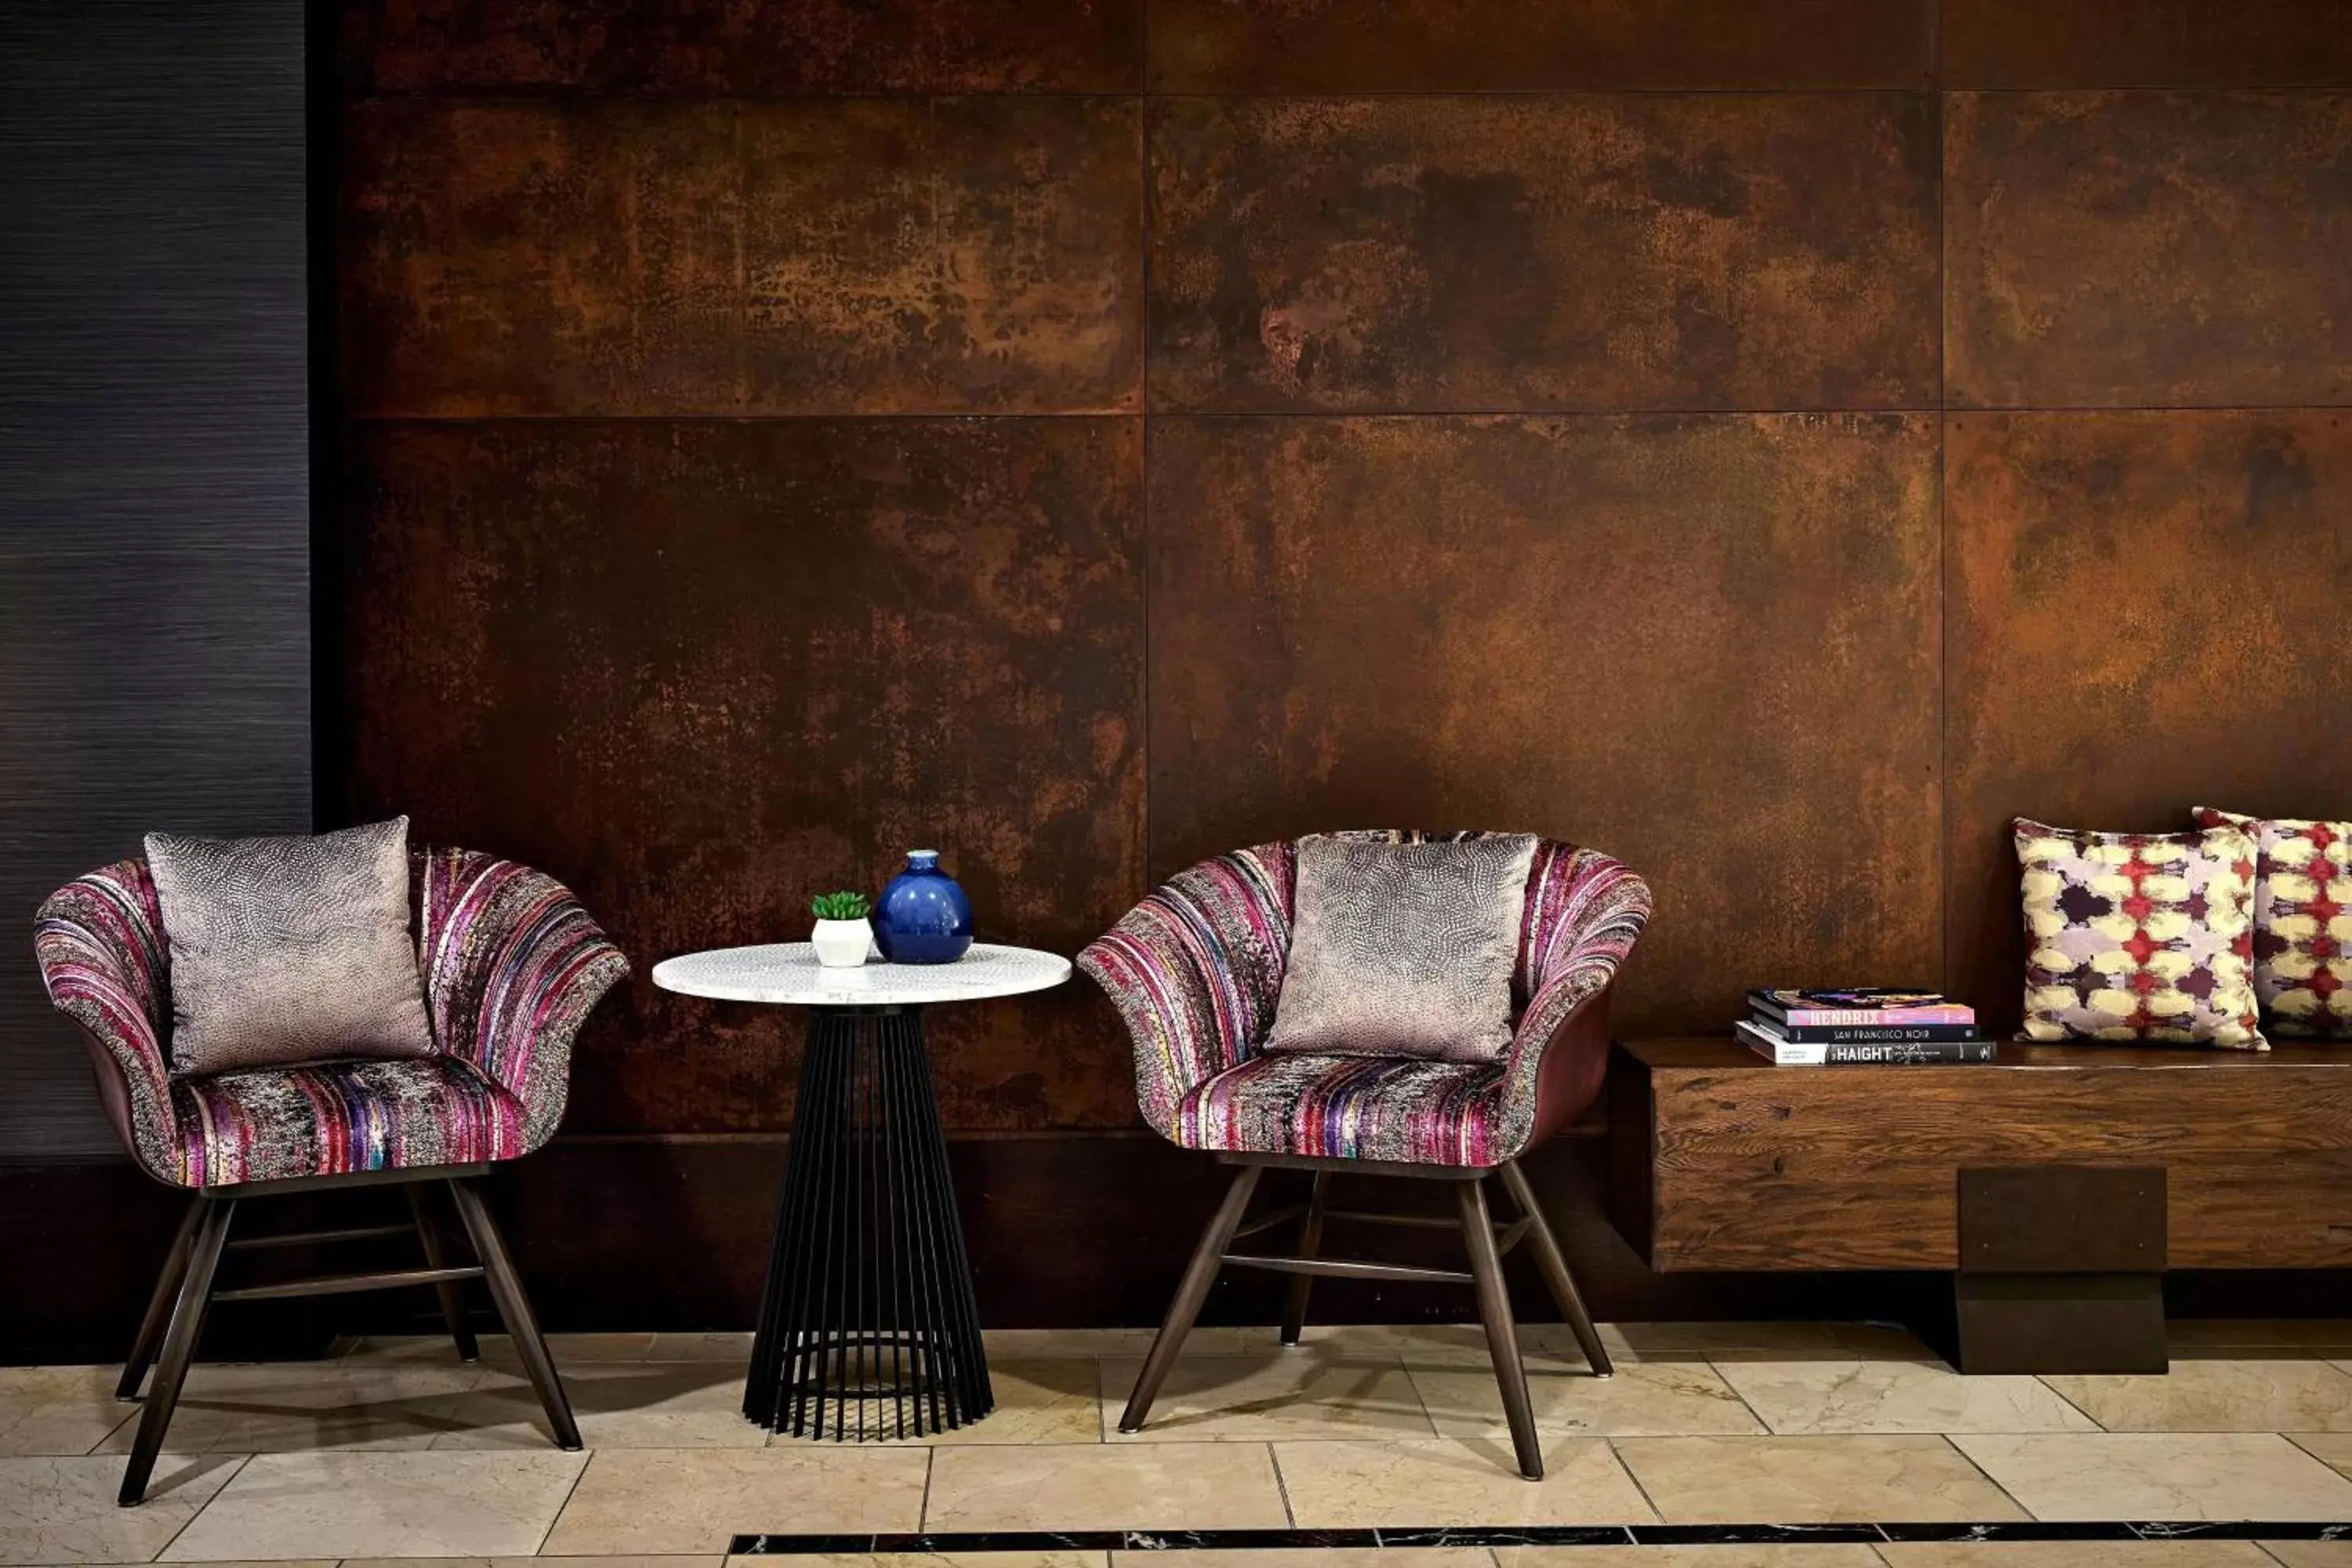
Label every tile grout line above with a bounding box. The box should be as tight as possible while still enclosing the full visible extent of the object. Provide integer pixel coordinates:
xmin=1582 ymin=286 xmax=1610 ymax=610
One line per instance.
xmin=1267 ymin=1439 xmax=1297 ymax=1529
xmin=1398 ymin=1358 xmax=1448 ymax=1439
xmin=1934 ymin=1430 xmax=2037 ymax=1521
xmin=530 ymin=1442 xmax=598 ymax=1555
xmin=148 ymin=1450 xmax=254 ymax=1561
xmin=1698 ymin=1354 xmax=1783 ymax=1436
xmin=918 ymin=1443 xmax=938 ymax=1531
xmin=2031 ymin=1372 xmax=2108 ymax=1432
xmin=1602 ymin=1436 xmax=1668 ymax=1526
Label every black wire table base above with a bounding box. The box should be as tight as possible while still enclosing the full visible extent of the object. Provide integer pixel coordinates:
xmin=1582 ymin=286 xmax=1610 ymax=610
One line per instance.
xmin=746 ymin=1004 xmax=993 ymax=1439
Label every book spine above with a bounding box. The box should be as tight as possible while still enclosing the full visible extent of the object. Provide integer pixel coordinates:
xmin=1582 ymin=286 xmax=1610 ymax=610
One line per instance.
xmin=1736 ymin=1023 xmax=1994 ymax=1065
xmin=1766 ymin=1023 xmax=1984 ymax=1045
xmin=1762 ymin=1005 xmax=1976 ymax=1027
xmin=1764 ymin=1042 xmax=1996 ymax=1065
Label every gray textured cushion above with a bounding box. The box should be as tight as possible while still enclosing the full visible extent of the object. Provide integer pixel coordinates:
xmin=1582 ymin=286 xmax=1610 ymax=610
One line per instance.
xmin=145 ymin=817 xmax=436 ymax=1076
xmin=1264 ymin=833 xmax=1538 ymax=1065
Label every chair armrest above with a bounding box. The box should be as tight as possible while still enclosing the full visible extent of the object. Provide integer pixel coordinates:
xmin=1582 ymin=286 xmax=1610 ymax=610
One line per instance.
xmin=34 ymin=865 xmax=182 ymax=1181
xmin=419 ymin=851 xmax=630 ymax=1150
xmin=1076 ymin=848 xmax=1290 ymax=1140
xmin=1493 ymin=857 xmax=1653 ymax=1158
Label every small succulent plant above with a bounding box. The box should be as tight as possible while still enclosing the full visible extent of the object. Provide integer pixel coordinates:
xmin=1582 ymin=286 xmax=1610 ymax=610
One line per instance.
xmin=811 ymin=890 xmax=871 ymax=922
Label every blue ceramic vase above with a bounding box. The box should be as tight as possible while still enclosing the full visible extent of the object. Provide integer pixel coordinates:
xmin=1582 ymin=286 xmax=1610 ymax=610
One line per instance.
xmin=873 ymin=849 xmax=974 ymax=964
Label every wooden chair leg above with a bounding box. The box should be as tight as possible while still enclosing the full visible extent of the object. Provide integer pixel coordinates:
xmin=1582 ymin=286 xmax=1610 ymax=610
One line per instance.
xmin=119 ymin=1197 xmax=234 ymax=1507
xmin=1499 ymin=1159 xmax=1612 ymax=1377
xmin=1279 ymin=1171 xmax=1329 ymax=1348
xmin=117 ymin=1196 xmax=204 ymax=1400
xmin=446 ymin=1178 xmax=580 ymax=1450
xmin=407 ymin=1185 xmax=480 ymax=1362
xmin=1459 ymin=1176 xmax=1543 ymax=1481
xmin=1120 ymin=1164 xmax=1262 ymax=1433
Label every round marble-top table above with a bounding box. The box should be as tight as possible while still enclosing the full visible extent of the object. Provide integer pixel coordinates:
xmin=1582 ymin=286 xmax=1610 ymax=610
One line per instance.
xmin=651 ymin=942 xmax=1071 ymax=1441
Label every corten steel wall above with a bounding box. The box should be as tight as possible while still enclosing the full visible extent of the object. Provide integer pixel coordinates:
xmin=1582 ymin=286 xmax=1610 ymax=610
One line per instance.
xmin=321 ymin=0 xmax=2352 ymax=1329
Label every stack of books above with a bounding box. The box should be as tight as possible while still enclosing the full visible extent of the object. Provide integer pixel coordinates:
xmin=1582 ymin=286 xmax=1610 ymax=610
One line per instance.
xmin=1737 ymin=989 xmax=1993 ymax=1065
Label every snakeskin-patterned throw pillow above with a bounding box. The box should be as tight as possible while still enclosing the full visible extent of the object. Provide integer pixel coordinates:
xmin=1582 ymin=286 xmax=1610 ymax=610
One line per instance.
xmin=145 ymin=816 xmax=437 ymax=1076
xmin=2195 ymin=808 xmax=2352 ymax=1040
xmin=1263 ymin=833 xmax=1537 ymax=1064
xmin=2014 ymin=817 xmax=2263 ymax=1049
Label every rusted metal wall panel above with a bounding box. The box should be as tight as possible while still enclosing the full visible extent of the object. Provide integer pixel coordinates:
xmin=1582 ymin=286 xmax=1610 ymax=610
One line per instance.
xmin=1149 ymin=95 xmax=1941 ymax=414
xmin=342 ymin=96 xmax=1144 ymax=417
xmin=327 ymin=1 xmax=2352 ymax=1153
xmin=1948 ymin=92 xmax=2352 ymax=408
xmin=1944 ymin=411 xmax=2352 ymax=1035
xmin=1147 ymin=414 xmax=1944 ymax=1038
xmin=343 ymin=0 xmax=1142 ymax=94
xmin=339 ymin=419 xmax=1146 ymax=1133
xmin=1945 ymin=0 xmax=2352 ymax=88
xmin=1146 ymin=0 xmax=1934 ymax=93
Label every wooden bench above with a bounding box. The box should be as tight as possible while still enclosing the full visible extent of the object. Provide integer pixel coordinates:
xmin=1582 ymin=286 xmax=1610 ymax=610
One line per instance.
xmin=1608 ymin=1038 xmax=2352 ymax=1373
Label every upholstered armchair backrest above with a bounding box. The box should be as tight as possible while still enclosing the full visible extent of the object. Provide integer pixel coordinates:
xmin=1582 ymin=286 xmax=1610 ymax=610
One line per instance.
xmin=1078 ymin=830 xmax=1651 ymax=1149
xmin=34 ymin=845 xmax=629 ymax=1181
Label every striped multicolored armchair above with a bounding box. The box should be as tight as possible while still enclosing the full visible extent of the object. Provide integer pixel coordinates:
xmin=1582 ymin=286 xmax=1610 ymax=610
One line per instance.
xmin=35 ymin=847 xmax=629 ymax=1504
xmin=1079 ymin=831 xmax=1650 ymax=1481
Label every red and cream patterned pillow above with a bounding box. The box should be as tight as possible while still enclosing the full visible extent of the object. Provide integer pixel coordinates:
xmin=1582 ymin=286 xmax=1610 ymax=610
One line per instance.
xmin=2014 ymin=817 xmax=2263 ymax=1048
xmin=2194 ymin=808 xmax=2352 ymax=1040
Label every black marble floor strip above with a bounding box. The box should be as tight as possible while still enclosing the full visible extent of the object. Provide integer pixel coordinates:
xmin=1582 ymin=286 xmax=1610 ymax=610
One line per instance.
xmin=729 ymin=1521 xmax=2352 ymax=1553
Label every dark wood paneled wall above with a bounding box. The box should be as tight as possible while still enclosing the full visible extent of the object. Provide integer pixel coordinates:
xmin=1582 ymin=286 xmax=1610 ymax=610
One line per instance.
xmin=0 ymin=0 xmax=312 ymax=1165
xmin=306 ymin=0 xmax=2352 ymax=1335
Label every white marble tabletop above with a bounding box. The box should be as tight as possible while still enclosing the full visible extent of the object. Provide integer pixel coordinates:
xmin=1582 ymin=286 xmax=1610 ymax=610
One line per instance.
xmin=650 ymin=942 xmax=1073 ymax=1007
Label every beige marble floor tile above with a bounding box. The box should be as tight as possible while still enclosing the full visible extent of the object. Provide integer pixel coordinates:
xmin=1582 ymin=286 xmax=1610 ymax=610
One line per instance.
xmin=927 ymin=1359 xmax=1103 ymax=1446
xmin=1954 ymin=1432 xmax=2352 ymax=1521
xmin=543 ymin=1447 xmax=928 ymax=1554
xmin=68 ymin=1562 xmax=335 ymax=1568
xmin=1500 ymin=1549 xmax=1889 ymax=1568
xmin=1610 ymin=1323 xmax=1933 ymax=1363
xmin=2292 ymin=1429 xmax=2352 ymax=1475
xmin=0 ymin=1367 xmax=136 ymax=1457
xmin=1878 ymin=1544 xmax=2278 ymax=1567
xmin=428 ymin=1362 xmax=764 ymax=1450
xmin=1104 ymin=1352 xmax=1433 ymax=1441
xmin=1712 ymin=1359 xmax=2096 ymax=1435
xmin=982 ymin=1323 xmax=1604 ymax=1366
xmin=2263 ymin=1542 xmax=2352 ymax=1567
xmin=1121 ymin=1552 xmax=1494 ymax=1568
xmin=1272 ymin=1436 xmax=1654 ymax=1527
xmin=2045 ymin=1359 xmax=2352 ymax=1432
xmin=984 ymin=1328 xmax=1163 ymax=1359
xmin=161 ymin=1450 xmax=585 ymax=1560
xmin=96 ymin=1361 xmax=497 ymax=1453
xmin=0 ymin=1454 xmax=241 ymax=1566
xmin=761 ymin=1556 xmax=1106 ymax=1568
xmin=351 ymin=1559 xmax=717 ymax=1568
xmin=1615 ymin=1435 xmax=2027 ymax=1524
xmin=1410 ymin=1356 xmax=1766 ymax=1436
xmin=2168 ymin=1320 xmax=2352 ymax=1351
xmin=1290 ymin=1323 xmax=1608 ymax=1368
xmin=647 ymin=1333 xmax=755 ymax=1362
xmin=333 ymin=1333 xmax=657 ymax=1363
xmin=924 ymin=1442 xmax=1287 ymax=1531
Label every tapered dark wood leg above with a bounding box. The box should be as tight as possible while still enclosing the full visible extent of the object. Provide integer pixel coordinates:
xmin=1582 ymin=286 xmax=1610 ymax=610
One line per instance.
xmin=117 ymin=1196 xmax=204 ymax=1400
xmin=408 ymin=1184 xmax=480 ymax=1362
xmin=447 ymin=1178 xmax=579 ymax=1449
xmin=1499 ymin=1160 xmax=1612 ymax=1377
xmin=1280 ymin=1172 xmax=1330 ymax=1348
xmin=119 ymin=1197 xmax=234 ymax=1507
xmin=1459 ymin=1177 xmax=1542 ymax=1480
xmin=1120 ymin=1164 xmax=1262 ymax=1433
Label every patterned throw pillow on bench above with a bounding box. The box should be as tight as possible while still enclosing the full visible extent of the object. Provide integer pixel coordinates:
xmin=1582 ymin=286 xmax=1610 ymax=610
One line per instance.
xmin=2013 ymin=817 xmax=2263 ymax=1049
xmin=2194 ymin=808 xmax=2352 ymax=1041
